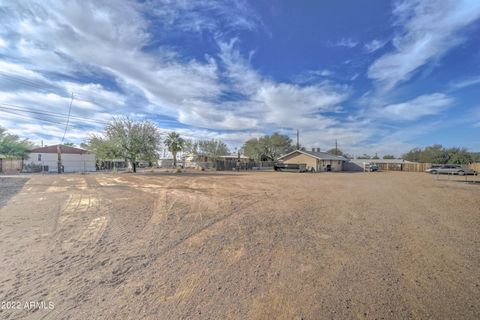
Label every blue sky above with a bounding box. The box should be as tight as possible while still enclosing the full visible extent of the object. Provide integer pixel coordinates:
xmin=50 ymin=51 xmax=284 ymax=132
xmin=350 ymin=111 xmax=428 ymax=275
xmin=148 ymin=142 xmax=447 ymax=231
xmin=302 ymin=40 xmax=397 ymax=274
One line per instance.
xmin=0 ymin=0 xmax=479 ymax=156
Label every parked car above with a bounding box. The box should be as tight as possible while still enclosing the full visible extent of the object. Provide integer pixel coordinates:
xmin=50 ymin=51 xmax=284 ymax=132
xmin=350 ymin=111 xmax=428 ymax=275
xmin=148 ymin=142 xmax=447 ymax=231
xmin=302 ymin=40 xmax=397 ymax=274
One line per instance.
xmin=365 ymin=163 xmax=379 ymax=172
xmin=425 ymin=164 xmax=476 ymax=175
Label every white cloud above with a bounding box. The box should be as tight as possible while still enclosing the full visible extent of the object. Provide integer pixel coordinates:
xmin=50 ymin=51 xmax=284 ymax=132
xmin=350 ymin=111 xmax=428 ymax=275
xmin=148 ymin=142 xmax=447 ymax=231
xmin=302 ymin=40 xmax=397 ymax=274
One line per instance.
xmin=1 ymin=1 xmax=222 ymax=121
xmin=292 ymin=69 xmax=336 ymax=84
xmin=0 ymin=112 xmax=101 ymax=146
xmin=317 ymin=69 xmax=333 ymax=77
xmin=368 ymin=0 xmax=480 ymax=90
xmin=364 ymin=39 xmax=388 ymax=53
xmin=328 ymin=38 xmax=358 ymax=48
xmin=0 ymin=1 xmax=367 ymax=151
xmin=257 ymin=83 xmax=346 ymax=128
xmin=2 ymin=0 xmax=458 ymax=156
xmin=0 ymin=60 xmax=48 ymax=81
xmin=147 ymin=0 xmax=260 ymax=34
xmin=449 ymin=76 xmax=480 ymax=89
xmin=376 ymin=93 xmax=453 ymax=121
xmin=217 ymin=41 xmax=354 ymax=130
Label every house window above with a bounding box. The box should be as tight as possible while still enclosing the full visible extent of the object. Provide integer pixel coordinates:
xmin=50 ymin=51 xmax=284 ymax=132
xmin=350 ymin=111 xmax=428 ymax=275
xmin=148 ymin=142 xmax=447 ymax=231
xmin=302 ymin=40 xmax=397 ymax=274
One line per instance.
xmin=38 ymin=154 xmax=42 ymax=161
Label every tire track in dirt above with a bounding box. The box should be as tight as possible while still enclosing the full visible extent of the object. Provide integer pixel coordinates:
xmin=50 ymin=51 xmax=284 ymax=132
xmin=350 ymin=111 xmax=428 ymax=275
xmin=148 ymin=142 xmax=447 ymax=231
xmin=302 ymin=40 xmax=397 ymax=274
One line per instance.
xmin=3 ymin=172 xmax=478 ymax=319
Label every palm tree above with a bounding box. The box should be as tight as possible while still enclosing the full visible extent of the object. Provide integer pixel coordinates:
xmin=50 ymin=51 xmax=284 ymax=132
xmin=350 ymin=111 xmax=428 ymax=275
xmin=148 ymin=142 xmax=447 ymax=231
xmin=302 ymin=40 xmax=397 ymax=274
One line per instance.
xmin=164 ymin=131 xmax=185 ymax=167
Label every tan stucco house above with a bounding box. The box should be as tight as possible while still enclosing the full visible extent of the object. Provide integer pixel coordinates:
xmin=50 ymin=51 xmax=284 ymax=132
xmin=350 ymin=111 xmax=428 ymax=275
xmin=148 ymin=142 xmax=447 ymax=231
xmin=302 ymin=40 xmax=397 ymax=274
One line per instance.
xmin=278 ymin=148 xmax=348 ymax=172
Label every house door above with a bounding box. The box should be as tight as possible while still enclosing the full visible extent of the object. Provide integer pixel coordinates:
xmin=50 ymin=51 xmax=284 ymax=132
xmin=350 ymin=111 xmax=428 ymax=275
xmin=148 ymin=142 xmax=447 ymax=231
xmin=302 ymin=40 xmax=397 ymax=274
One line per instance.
xmin=326 ymin=164 xmax=331 ymax=171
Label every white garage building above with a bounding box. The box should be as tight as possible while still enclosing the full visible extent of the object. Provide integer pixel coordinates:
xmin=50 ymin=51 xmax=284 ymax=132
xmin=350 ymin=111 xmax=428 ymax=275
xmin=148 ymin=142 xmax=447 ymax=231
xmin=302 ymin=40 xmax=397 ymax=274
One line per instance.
xmin=27 ymin=145 xmax=96 ymax=173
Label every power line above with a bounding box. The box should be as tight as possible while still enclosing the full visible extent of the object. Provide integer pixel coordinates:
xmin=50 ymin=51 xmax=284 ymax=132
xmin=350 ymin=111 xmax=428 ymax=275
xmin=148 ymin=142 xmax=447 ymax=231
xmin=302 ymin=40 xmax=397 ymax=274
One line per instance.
xmin=0 ymin=103 xmax=109 ymax=125
xmin=0 ymin=109 xmax=71 ymax=126
xmin=0 ymin=107 xmax=104 ymax=129
xmin=1 ymin=107 xmax=172 ymax=142
xmin=0 ymin=103 xmax=170 ymax=133
xmin=0 ymin=72 xmax=107 ymax=107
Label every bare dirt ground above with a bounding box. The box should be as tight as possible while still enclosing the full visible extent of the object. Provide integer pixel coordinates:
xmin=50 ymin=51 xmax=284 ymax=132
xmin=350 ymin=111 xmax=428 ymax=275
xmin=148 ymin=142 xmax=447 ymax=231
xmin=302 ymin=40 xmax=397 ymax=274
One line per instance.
xmin=0 ymin=171 xmax=479 ymax=319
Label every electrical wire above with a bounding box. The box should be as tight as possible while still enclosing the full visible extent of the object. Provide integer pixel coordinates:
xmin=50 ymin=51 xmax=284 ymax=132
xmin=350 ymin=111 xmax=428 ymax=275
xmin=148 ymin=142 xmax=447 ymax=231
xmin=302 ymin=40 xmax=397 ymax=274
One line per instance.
xmin=0 ymin=73 xmax=172 ymax=136
xmin=0 ymin=72 xmax=107 ymax=107
xmin=0 ymin=109 xmax=71 ymax=126
xmin=0 ymin=109 xmax=103 ymax=128
xmin=0 ymin=103 xmax=109 ymax=125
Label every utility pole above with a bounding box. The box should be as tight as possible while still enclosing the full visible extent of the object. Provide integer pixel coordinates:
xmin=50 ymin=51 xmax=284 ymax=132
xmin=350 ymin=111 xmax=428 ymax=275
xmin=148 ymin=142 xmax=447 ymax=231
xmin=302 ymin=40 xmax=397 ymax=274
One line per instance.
xmin=57 ymin=145 xmax=62 ymax=174
xmin=296 ymin=129 xmax=300 ymax=150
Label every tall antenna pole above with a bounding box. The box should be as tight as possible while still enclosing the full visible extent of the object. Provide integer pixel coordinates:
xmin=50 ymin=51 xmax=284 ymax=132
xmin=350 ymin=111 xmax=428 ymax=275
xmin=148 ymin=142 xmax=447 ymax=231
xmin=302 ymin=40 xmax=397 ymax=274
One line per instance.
xmin=335 ymin=139 xmax=338 ymax=155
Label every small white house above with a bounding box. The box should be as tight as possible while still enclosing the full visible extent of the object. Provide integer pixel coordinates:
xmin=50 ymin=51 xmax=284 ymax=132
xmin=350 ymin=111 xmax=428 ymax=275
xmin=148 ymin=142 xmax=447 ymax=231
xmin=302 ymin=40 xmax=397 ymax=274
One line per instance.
xmin=27 ymin=144 xmax=96 ymax=173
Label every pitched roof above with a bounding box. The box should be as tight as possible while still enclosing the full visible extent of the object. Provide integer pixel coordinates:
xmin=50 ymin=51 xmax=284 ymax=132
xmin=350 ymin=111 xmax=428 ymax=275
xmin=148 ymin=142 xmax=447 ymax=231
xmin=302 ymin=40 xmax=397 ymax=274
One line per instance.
xmin=30 ymin=144 xmax=89 ymax=154
xmin=279 ymin=149 xmax=348 ymax=161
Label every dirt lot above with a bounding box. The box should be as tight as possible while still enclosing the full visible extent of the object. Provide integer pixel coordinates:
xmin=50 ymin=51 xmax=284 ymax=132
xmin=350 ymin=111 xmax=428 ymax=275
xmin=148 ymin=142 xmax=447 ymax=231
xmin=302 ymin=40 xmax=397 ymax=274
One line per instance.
xmin=0 ymin=171 xmax=479 ymax=319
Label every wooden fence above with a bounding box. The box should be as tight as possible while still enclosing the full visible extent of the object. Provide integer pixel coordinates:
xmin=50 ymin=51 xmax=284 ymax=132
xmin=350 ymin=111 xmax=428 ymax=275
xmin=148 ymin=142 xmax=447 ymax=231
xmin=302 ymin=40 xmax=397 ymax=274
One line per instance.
xmin=376 ymin=162 xmax=480 ymax=173
xmin=214 ymin=160 xmax=275 ymax=171
xmin=0 ymin=159 xmax=23 ymax=173
xmin=468 ymin=162 xmax=480 ymax=172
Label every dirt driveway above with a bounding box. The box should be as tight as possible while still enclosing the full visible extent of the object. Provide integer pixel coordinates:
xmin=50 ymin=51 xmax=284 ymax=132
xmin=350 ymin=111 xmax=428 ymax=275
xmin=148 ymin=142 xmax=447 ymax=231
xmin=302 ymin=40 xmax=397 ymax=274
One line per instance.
xmin=0 ymin=171 xmax=479 ymax=319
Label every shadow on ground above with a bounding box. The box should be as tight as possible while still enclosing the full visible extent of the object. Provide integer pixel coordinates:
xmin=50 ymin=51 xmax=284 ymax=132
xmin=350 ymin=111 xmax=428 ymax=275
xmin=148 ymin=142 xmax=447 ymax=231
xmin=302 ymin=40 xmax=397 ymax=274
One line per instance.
xmin=0 ymin=177 xmax=30 ymax=208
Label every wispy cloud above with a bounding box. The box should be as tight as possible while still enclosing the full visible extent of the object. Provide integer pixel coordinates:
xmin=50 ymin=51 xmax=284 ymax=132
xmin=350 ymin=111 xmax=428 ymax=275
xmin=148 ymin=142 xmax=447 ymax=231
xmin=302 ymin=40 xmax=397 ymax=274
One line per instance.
xmin=449 ymin=76 xmax=480 ymax=89
xmin=292 ymin=69 xmax=334 ymax=83
xmin=146 ymin=0 xmax=261 ymax=34
xmin=0 ymin=0 xmax=477 ymax=155
xmin=364 ymin=39 xmax=388 ymax=53
xmin=368 ymin=0 xmax=480 ymax=91
xmin=376 ymin=93 xmax=453 ymax=121
xmin=327 ymin=38 xmax=358 ymax=48
xmin=0 ymin=0 xmax=369 ymax=150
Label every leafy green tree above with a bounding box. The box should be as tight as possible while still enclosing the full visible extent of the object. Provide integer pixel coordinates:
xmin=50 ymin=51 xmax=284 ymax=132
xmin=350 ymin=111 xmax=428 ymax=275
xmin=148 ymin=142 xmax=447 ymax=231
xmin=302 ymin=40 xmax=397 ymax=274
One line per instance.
xmin=402 ymin=148 xmax=422 ymax=162
xmin=182 ymin=139 xmax=196 ymax=155
xmin=372 ymin=153 xmax=380 ymax=159
xmin=85 ymin=117 xmax=161 ymax=172
xmin=383 ymin=154 xmax=395 ymax=159
xmin=243 ymin=133 xmax=294 ymax=161
xmin=448 ymin=148 xmax=472 ymax=164
xmin=63 ymin=142 xmax=76 ymax=147
xmin=164 ymin=132 xmax=185 ymax=167
xmin=0 ymin=127 xmax=34 ymax=158
xmin=326 ymin=148 xmax=344 ymax=156
xmin=82 ymin=136 xmax=122 ymax=160
xmin=243 ymin=138 xmax=263 ymax=161
xmin=424 ymin=144 xmax=449 ymax=164
xmin=471 ymin=152 xmax=480 ymax=162
xmin=196 ymin=139 xmax=229 ymax=160
xmin=402 ymin=144 xmax=474 ymax=164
